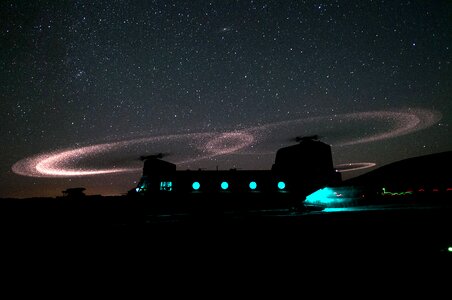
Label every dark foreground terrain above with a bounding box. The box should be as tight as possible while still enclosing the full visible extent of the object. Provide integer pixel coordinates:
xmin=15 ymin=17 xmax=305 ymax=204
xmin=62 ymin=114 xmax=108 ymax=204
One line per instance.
xmin=1 ymin=193 xmax=451 ymax=262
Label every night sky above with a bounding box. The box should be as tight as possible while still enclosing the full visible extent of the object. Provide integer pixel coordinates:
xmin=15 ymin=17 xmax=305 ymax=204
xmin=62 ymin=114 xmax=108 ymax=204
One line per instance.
xmin=1 ymin=0 xmax=451 ymax=198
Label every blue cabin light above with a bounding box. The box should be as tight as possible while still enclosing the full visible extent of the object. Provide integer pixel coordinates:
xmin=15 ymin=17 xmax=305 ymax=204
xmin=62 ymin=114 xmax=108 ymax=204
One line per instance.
xmin=221 ymin=181 xmax=229 ymax=190
xmin=192 ymin=181 xmax=200 ymax=190
xmin=160 ymin=181 xmax=172 ymax=191
xmin=277 ymin=181 xmax=286 ymax=190
xmin=249 ymin=181 xmax=257 ymax=190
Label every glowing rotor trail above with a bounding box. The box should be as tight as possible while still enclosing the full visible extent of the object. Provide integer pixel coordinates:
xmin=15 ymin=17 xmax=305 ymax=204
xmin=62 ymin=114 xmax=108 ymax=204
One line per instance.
xmin=334 ymin=162 xmax=377 ymax=172
xmin=244 ymin=108 xmax=441 ymax=148
xmin=11 ymin=108 xmax=441 ymax=178
xmin=203 ymin=131 xmax=255 ymax=155
xmin=333 ymin=109 xmax=441 ymax=146
xmin=12 ymin=131 xmax=256 ymax=177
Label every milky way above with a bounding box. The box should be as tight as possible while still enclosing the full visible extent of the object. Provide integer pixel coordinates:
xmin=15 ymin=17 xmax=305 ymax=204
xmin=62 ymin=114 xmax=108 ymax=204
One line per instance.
xmin=12 ymin=108 xmax=441 ymax=178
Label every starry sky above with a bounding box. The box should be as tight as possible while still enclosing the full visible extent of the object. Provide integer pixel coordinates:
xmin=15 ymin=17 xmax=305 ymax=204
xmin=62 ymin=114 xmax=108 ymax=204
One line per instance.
xmin=1 ymin=0 xmax=451 ymax=198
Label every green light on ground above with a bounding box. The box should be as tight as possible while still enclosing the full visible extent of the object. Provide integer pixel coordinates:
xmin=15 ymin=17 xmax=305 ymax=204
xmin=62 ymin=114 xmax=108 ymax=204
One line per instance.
xmin=381 ymin=187 xmax=413 ymax=196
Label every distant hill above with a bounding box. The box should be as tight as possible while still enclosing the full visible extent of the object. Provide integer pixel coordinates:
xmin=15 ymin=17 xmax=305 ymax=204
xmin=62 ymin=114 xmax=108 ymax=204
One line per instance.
xmin=344 ymin=151 xmax=452 ymax=189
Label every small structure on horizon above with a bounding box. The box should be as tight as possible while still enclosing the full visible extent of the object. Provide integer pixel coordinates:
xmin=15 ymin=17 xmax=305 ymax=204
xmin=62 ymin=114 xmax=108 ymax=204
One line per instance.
xmin=62 ymin=187 xmax=86 ymax=198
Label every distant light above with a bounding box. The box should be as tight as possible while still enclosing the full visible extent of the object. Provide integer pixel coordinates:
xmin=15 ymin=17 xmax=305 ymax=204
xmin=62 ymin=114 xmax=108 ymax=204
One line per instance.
xmin=135 ymin=188 xmax=140 ymax=192
xmin=192 ymin=181 xmax=200 ymax=190
xmin=221 ymin=181 xmax=229 ymax=190
xmin=277 ymin=181 xmax=285 ymax=190
xmin=448 ymin=247 xmax=452 ymax=252
xmin=249 ymin=181 xmax=257 ymax=190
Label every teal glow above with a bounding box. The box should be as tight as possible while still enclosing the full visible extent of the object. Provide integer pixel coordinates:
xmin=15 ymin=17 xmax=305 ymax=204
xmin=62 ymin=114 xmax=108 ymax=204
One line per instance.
xmin=305 ymin=187 xmax=337 ymax=205
xmin=192 ymin=181 xmax=200 ymax=190
xmin=160 ymin=181 xmax=172 ymax=191
xmin=277 ymin=181 xmax=285 ymax=190
xmin=249 ymin=181 xmax=257 ymax=190
xmin=304 ymin=186 xmax=360 ymax=207
xmin=221 ymin=181 xmax=229 ymax=190
xmin=136 ymin=182 xmax=148 ymax=192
